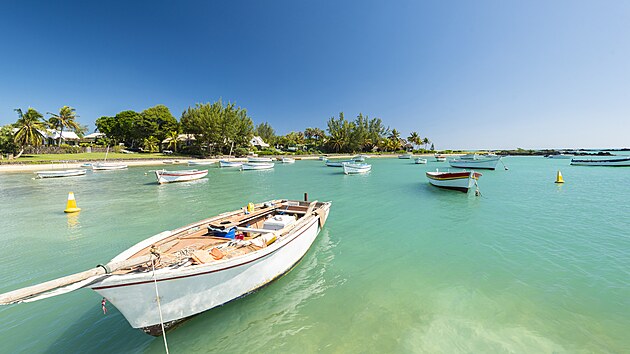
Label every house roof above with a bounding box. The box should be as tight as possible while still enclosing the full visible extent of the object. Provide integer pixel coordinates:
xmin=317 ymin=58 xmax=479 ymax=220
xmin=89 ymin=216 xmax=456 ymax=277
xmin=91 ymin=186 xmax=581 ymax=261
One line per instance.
xmin=84 ymin=132 xmax=106 ymax=139
xmin=250 ymin=136 xmax=269 ymax=147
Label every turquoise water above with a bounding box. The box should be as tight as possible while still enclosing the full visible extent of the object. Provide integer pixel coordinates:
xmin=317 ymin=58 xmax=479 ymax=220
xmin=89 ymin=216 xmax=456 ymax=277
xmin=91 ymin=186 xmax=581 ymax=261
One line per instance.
xmin=0 ymin=157 xmax=628 ymax=353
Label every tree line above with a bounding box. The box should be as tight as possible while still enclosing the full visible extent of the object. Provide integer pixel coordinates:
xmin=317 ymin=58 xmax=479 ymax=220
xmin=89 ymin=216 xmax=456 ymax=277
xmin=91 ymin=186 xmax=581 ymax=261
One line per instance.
xmin=1 ymin=101 xmax=433 ymax=157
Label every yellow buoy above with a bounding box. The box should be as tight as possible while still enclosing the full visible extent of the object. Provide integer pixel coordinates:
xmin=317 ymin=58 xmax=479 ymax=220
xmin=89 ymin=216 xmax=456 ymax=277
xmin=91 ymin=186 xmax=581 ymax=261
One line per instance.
xmin=555 ymin=170 xmax=564 ymax=184
xmin=64 ymin=192 xmax=81 ymax=213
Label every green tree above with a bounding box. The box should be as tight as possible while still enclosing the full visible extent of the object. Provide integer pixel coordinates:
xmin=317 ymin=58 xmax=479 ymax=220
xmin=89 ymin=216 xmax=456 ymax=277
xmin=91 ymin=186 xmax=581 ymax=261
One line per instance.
xmin=140 ymin=105 xmax=179 ymax=142
xmin=326 ymin=112 xmax=354 ymax=153
xmin=181 ymin=100 xmax=254 ymax=156
xmin=165 ymin=131 xmax=179 ymax=152
xmin=0 ymin=125 xmax=19 ymax=155
xmin=422 ymin=137 xmax=431 ymax=150
xmin=255 ymin=122 xmax=275 ymax=145
xmin=408 ymin=132 xmax=421 ymax=150
xmin=47 ymin=106 xmax=80 ymax=146
xmin=13 ymin=108 xmax=46 ymax=155
xmin=142 ymin=136 xmax=159 ymax=152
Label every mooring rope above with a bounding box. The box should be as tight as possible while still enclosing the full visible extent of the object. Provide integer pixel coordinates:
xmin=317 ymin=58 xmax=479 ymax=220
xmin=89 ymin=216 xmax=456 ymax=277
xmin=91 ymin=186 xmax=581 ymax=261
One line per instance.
xmin=152 ymin=260 xmax=170 ymax=354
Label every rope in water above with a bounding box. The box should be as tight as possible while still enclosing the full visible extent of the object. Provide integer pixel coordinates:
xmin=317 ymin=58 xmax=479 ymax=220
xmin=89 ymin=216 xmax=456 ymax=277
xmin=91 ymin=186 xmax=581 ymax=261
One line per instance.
xmin=152 ymin=259 xmax=170 ymax=354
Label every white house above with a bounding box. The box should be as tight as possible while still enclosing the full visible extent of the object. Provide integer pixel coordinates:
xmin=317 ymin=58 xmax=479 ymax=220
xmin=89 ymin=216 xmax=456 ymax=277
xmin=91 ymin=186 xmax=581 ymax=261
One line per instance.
xmin=250 ymin=136 xmax=269 ymax=148
xmin=11 ymin=128 xmax=80 ymax=145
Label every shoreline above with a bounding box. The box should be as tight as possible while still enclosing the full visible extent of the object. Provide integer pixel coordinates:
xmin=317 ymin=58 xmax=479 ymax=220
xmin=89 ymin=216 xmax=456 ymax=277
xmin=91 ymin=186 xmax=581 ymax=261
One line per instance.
xmin=0 ymin=153 xmax=439 ymax=173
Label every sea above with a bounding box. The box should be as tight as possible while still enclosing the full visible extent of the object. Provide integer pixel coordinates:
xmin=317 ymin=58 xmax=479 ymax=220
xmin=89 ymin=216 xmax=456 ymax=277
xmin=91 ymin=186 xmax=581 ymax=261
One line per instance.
xmin=0 ymin=156 xmax=628 ymax=353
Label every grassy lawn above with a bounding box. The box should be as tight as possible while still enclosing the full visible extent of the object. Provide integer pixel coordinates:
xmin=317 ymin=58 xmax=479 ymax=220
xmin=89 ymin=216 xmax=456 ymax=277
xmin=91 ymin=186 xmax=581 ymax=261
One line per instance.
xmin=9 ymin=152 xmax=186 ymax=163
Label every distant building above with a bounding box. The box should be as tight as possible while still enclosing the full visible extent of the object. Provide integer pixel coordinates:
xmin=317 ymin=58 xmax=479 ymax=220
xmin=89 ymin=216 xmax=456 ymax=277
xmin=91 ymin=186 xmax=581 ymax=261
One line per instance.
xmin=250 ymin=136 xmax=269 ymax=148
xmin=12 ymin=128 xmax=81 ymax=146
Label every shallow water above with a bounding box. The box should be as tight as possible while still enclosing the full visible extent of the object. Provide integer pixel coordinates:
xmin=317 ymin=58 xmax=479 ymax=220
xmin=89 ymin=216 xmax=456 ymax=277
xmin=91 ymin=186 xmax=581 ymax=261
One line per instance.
xmin=0 ymin=156 xmax=628 ymax=353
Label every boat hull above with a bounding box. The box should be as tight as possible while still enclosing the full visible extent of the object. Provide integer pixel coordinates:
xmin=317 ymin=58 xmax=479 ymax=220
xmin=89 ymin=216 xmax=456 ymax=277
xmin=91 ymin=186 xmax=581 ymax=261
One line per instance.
xmin=247 ymin=157 xmax=273 ymax=163
xmin=218 ymin=160 xmax=243 ymax=168
xmin=398 ymin=154 xmax=413 ymax=159
xmin=281 ymin=158 xmax=295 ymax=164
xmin=241 ymin=162 xmax=274 ymax=170
xmin=187 ymin=161 xmax=215 ymax=166
xmin=343 ymin=163 xmax=371 ymax=175
xmin=91 ymin=210 xmax=327 ymax=333
xmin=325 ymin=160 xmax=353 ymax=167
xmin=570 ymin=157 xmax=630 ymax=166
xmin=414 ymin=158 xmax=427 ymax=164
xmin=35 ymin=169 xmax=87 ymax=178
xmin=426 ymin=171 xmax=482 ymax=193
xmin=448 ymin=157 xmax=500 ymax=170
xmin=92 ymin=163 xmax=128 ymax=170
xmin=155 ymin=170 xmax=208 ymax=184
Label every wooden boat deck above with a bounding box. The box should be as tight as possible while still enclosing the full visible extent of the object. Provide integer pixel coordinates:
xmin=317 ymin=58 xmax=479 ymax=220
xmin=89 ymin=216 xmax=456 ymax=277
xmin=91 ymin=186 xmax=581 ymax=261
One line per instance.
xmin=114 ymin=200 xmax=321 ymax=274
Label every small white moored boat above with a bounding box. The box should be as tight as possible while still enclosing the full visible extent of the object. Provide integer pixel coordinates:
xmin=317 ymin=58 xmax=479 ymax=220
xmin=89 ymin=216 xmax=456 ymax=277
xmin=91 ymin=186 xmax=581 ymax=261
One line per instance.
xmin=280 ymin=157 xmax=295 ymax=164
xmin=426 ymin=170 xmax=482 ymax=193
xmin=448 ymin=154 xmax=501 ymax=170
xmin=218 ymin=160 xmax=243 ymax=168
xmin=247 ymin=157 xmax=273 ymax=163
xmin=35 ymin=169 xmax=87 ymax=178
xmin=398 ymin=153 xmax=413 ymax=159
xmin=414 ymin=158 xmax=427 ymax=164
xmin=325 ymin=160 xmax=354 ymax=167
xmin=187 ymin=160 xmax=215 ymax=166
xmin=342 ymin=163 xmax=371 ymax=175
xmin=241 ymin=162 xmax=274 ymax=170
xmin=155 ymin=169 xmax=209 ymax=184
xmin=92 ymin=162 xmax=128 ymax=170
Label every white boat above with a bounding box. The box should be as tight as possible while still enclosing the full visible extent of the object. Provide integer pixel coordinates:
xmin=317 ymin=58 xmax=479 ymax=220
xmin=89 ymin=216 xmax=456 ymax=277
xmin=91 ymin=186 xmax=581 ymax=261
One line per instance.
xmin=92 ymin=162 xmax=128 ymax=170
xmin=318 ymin=156 xmax=327 ymax=161
xmin=247 ymin=157 xmax=273 ymax=163
xmin=0 ymin=199 xmax=332 ymax=336
xmin=35 ymin=169 xmax=87 ymax=178
xmin=241 ymin=162 xmax=274 ymax=170
xmin=155 ymin=169 xmax=209 ymax=184
xmin=218 ymin=160 xmax=243 ymax=168
xmin=570 ymin=157 xmax=630 ymax=166
xmin=280 ymin=157 xmax=295 ymax=164
xmin=325 ymin=159 xmax=354 ymax=167
xmin=81 ymin=162 xmax=93 ymax=168
xmin=426 ymin=170 xmax=482 ymax=193
xmin=342 ymin=163 xmax=371 ymax=175
xmin=435 ymin=154 xmax=446 ymax=162
xmin=351 ymin=155 xmax=366 ymax=162
xmin=414 ymin=158 xmax=428 ymax=164
xmin=398 ymin=153 xmax=413 ymax=159
xmin=448 ymin=154 xmax=501 ymax=170
xmin=545 ymin=153 xmax=574 ymax=159
xmin=187 ymin=160 xmax=215 ymax=166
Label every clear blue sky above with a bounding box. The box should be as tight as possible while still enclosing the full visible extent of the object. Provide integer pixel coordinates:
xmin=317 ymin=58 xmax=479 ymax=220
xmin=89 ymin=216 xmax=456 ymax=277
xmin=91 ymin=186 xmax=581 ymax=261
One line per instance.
xmin=1 ymin=0 xmax=628 ymax=150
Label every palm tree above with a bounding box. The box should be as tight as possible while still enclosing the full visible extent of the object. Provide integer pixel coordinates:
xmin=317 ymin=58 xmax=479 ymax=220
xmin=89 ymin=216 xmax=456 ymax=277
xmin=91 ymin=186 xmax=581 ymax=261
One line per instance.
xmin=143 ymin=136 xmax=159 ymax=152
xmin=13 ymin=108 xmax=45 ymax=157
xmin=422 ymin=137 xmax=431 ymax=151
xmin=47 ymin=106 xmax=80 ymax=146
xmin=165 ymin=131 xmax=179 ymax=152
xmin=408 ymin=132 xmax=420 ymax=150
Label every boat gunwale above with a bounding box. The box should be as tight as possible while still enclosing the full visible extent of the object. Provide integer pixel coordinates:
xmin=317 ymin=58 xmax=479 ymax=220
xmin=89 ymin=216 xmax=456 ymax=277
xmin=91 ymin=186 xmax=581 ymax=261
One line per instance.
xmin=91 ymin=202 xmax=330 ymax=289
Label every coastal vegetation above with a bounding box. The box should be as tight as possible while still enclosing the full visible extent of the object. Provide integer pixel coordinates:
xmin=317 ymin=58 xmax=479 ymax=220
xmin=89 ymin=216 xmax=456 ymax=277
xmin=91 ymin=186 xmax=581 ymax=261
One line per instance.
xmin=1 ymin=100 xmax=435 ymax=160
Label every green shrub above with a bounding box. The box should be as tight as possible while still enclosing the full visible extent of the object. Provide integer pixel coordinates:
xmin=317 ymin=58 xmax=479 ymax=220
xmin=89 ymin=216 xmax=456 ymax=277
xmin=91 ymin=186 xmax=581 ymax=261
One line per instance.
xmin=233 ymin=147 xmax=248 ymax=157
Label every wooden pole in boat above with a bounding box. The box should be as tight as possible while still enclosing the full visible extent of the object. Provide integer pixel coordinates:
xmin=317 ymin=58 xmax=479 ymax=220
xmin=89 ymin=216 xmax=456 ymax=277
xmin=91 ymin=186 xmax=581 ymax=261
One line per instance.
xmin=304 ymin=192 xmax=308 ymax=202
xmin=0 ymin=254 xmax=156 ymax=305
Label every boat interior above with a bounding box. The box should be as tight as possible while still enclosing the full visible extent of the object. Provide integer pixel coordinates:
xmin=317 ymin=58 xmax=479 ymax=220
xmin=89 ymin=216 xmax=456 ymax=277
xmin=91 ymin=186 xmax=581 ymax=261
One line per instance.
xmin=115 ymin=200 xmax=326 ymax=274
